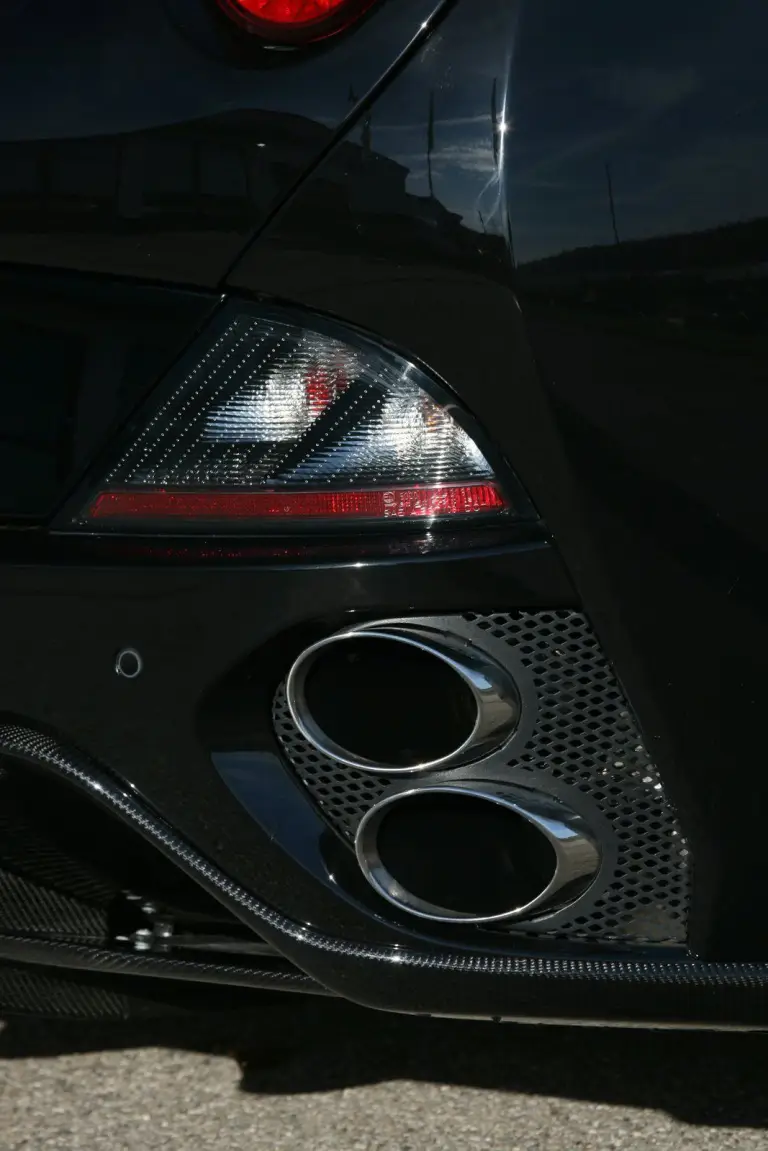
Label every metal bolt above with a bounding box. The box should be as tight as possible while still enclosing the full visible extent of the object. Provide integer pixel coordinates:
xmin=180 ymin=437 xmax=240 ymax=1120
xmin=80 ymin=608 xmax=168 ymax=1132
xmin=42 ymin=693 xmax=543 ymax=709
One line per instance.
xmin=115 ymin=648 xmax=143 ymax=679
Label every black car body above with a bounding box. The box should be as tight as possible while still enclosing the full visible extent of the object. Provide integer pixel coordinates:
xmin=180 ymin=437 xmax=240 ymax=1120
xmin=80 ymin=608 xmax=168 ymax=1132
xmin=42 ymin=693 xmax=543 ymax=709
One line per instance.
xmin=0 ymin=0 xmax=766 ymax=1028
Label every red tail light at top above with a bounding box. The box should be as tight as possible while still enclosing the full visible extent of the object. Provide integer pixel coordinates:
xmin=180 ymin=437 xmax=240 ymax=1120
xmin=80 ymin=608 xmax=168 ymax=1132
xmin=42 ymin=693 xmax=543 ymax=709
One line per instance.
xmin=217 ymin=0 xmax=378 ymax=43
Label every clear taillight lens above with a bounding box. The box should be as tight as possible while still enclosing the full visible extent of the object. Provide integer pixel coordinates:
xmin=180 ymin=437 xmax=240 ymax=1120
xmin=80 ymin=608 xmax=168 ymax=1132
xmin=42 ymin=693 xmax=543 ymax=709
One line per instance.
xmin=69 ymin=306 xmax=513 ymax=533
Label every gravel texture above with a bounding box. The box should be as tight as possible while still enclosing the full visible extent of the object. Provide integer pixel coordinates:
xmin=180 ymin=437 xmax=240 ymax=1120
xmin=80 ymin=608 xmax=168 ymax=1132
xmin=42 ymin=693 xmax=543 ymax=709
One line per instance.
xmin=2 ymin=996 xmax=768 ymax=1149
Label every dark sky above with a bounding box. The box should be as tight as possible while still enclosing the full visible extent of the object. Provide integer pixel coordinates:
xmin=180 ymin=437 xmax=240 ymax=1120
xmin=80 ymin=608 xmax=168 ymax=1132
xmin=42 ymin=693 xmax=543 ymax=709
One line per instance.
xmin=371 ymin=0 xmax=768 ymax=262
xmin=3 ymin=0 xmax=768 ymax=264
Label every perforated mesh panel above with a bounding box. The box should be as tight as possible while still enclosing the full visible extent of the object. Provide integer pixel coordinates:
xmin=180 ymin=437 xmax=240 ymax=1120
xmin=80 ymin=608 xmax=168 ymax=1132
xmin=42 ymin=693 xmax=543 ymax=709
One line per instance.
xmin=273 ymin=611 xmax=690 ymax=947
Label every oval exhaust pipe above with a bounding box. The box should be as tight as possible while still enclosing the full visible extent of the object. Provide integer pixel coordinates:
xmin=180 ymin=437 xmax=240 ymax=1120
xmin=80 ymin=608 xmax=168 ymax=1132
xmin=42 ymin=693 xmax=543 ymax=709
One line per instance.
xmin=285 ymin=625 xmax=520 ymax=775
xmin=354 ymin=784 xmax=600 ymax=924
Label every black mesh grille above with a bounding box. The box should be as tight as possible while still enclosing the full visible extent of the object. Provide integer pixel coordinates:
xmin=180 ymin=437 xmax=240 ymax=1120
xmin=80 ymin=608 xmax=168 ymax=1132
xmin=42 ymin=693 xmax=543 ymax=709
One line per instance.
xmin=273 ymin=611 xmax=690 ymax=948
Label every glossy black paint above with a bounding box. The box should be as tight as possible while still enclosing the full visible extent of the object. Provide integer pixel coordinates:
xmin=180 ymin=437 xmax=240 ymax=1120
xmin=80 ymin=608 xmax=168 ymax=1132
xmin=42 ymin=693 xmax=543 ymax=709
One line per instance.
xmin=0 ymin=0 xmax=767 ymax=1018
xmin=4 ymin=724 xmax=765 ymax=1029
xmin=0 ymin=271 xmax=216 ymax=521
xmin=511 ymin=0 xmax=768 ymax=960
xmin=0 ymin=542 xmax=572 ymax=945
xmin=0 ymin=0 xmax=448 ymax=284
xmin=230 ymin=0 xmax=768 ymax=961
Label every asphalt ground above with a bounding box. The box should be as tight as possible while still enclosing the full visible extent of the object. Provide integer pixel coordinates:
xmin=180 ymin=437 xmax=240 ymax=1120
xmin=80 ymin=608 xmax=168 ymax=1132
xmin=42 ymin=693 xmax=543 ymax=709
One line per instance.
xmin=2 ymin=995 xmax=768 ymax=1149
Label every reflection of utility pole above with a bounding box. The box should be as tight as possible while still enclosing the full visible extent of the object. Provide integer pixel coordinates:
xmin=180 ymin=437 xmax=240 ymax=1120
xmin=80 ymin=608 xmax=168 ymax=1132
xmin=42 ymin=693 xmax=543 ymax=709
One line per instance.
xmin=506 ymin=208 xmax=517 ymax=270
xmin=427 ymin=90 xmax=435 ymax=199
xmin=605 ymin=161 xmax=620 ymax=245
xmin=491 ymin=77 xmax=500 ymax=166
xmin=192 ymin=140 xmax=204 ymax=205
xmin=37 ymin=140 xmax=54 ymax=207
xmin=116 ymin=136 xmax=145 ymax=220
xmin=493 ymin=79 xmax=516 ymax=269
xmin=349 ymin=85 xmax=372 ymax=157
xmin=361 ymin=108 xmax=372 ymax=156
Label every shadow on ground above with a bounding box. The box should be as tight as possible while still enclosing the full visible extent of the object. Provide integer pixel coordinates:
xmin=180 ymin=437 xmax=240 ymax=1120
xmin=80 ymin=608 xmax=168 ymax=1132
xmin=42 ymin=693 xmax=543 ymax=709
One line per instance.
xmin=2 ymin=995 xmax=768 ymax=1128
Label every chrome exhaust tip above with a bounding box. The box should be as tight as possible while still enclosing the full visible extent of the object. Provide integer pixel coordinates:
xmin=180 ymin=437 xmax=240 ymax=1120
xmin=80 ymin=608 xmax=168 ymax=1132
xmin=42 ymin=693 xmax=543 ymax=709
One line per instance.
xmin=354 ymin=784 xmax=600 ymax=924
xmin=285 ymin=624 xmax=520 ymax=775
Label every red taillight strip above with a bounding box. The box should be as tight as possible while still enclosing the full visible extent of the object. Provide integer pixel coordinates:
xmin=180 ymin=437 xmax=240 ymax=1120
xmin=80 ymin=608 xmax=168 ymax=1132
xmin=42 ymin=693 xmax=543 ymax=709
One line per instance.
xmin=87 ymin=483 xmax=507 ymax=522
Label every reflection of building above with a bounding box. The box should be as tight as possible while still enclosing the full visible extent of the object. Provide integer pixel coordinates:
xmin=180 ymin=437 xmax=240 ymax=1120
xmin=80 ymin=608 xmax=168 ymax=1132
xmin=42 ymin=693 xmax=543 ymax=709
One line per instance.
xmin=0 ymin=109 xmax=503 ymax=270
xmin=0 ymin=111 xmax=450 ymax=227
xmin=518 ymin=218 xmax=768 ymax=327
xmin=520 ymin=217 xmax=768 ymax=280
xmin=0 ymin=112 xmax=335 ymax=226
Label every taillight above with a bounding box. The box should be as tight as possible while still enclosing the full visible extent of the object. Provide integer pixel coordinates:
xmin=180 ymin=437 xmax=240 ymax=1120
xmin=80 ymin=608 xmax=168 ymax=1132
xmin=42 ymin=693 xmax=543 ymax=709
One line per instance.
xmin=67 ymin=305 xmax=516 ymax=533
xmin=217 ymin=0 xmax=378 ymax=43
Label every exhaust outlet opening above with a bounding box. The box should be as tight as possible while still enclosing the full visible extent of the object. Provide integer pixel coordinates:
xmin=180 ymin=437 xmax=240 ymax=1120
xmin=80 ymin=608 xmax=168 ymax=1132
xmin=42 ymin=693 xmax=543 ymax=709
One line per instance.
xmin=285 ymin=626 xmax=520 ymax=774
xmin=302 ymin=637 xmax=476 ymax=768
xmin=355 ymin=785 xmax=601 ymax=924
xmin=377 ymin=792 xmax=556 ymax=917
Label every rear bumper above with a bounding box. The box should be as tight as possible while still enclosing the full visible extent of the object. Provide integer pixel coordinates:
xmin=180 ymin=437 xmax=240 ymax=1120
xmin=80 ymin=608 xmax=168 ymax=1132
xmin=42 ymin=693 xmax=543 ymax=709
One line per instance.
xmin=1 ymin=0 xmax=767 ymax=1026
xmin=0 ymin=723 xmax=766 ymax=1030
